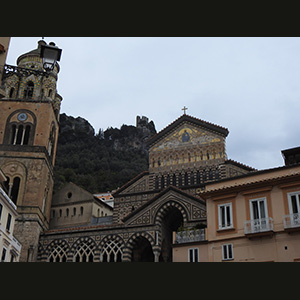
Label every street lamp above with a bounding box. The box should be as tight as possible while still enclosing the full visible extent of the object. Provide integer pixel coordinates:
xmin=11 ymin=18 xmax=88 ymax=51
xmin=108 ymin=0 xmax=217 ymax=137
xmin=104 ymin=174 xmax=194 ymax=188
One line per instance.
xmin=40 ymin=42 xmax=62 ymax=72
xmin=2 ymin=41 xmax=62 ymax=81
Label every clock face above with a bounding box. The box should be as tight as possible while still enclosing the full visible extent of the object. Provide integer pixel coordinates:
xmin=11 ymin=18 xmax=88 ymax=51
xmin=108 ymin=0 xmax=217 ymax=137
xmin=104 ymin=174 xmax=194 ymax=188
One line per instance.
xmin=17 ymin=112 xmax=28 ymax=122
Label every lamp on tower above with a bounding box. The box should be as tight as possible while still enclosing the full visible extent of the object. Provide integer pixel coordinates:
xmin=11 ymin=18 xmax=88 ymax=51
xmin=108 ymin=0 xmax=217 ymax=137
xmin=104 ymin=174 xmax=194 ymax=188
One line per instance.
xmin=40 ymin=42 xmax=62 ymax=72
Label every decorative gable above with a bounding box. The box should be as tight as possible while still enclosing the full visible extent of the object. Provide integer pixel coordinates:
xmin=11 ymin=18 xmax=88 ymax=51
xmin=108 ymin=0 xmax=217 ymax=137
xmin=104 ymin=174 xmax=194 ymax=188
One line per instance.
xmin=122 ymin=186 xmax=206 ymax=227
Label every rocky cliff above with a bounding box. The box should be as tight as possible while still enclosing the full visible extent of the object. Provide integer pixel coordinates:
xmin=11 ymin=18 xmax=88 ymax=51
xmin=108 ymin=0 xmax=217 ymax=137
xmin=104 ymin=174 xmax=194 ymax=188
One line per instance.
xmin=53 ymin=114 xmax=156 ymax=194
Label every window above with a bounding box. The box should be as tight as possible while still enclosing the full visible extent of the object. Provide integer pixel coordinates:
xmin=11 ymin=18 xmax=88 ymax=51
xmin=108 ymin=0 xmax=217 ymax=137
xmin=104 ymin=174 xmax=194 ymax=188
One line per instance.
xmin=101 ymin=239 xmax=123 ymax=262
xmin=23 ymin=81 xmax=34 ymax=99
xmin=9 ymin=87 xmax=14 ymax=98
xmin=188 ymin=248 xmax=199 ymax=262
xmin=6 ymin=213 xmax=12 ymax=232
xmin=11 ymin=177 xmax=20 ymax=204
xmin=1 ymin=248 xmax=7 ymax=262
xmin=218 ymin=203 xmax=233 ymax=230
xmin=5 ymin=111 xmax=36 ymax=146
xmin=222 ymin=244 xmax=233 ymax=261
xmin=0 ymin=203 xmax=2 ymax=221
xmin=10 ymin=124 xmax=31 ymax=145
xmin=73 ymin=241 xmax=95 ymax=262
xmin=287 ymin=191 xmax=300 ymax=226
xmin=250 ymin=198 xmax=268 ymax=221
xmin=288 ymin=191 xmax=300 ymax=214
xmin=249 ymin=197 xmax=269 ymax=232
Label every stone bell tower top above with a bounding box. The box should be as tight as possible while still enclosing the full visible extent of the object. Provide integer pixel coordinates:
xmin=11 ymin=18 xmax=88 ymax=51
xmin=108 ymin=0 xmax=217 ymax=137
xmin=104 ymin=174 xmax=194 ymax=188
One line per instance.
xmin=3 ymin=40 xmax=62 ymax=119
xmin=16 ymin=40 xmax=60 ymax=75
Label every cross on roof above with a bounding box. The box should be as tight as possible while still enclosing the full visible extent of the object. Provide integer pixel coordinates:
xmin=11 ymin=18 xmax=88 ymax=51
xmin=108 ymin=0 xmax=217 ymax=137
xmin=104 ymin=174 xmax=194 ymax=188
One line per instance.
xmin=182 ymin=106 xmax=188 ymax=115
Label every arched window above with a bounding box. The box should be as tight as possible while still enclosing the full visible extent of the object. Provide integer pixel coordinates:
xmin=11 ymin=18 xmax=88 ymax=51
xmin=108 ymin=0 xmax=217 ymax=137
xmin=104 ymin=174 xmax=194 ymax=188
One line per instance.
xmin=48 ymin=89 xmax=53 ymax=97
xmin=196 ymin=171 xmax=201 ymax=184
xmin=73 ymin=207 xmax=76 ymax=216
xmin=178 ymin=173 xmax=183 ymax=187
xmin=80 ymin=206 xmax=84 ymax=215
xmin=73 ymin=241 xmax=95 ymax=262
xmin=9 ymin=87 xmax=14 ymax=98
xmin=190 ymin=172 xmax=195 ymax=185
xmin=101 ymin=239 xmax=123 ymax=262
xmin=5 ymin=110 xmax=36 ymax=146
xmin=166 ymin=174 xmax=170 ymax=186
xmin=161 ymin=175 xmax=165 ymax=189
xmin=48 ymin=244 xmax=67 ymax=262
xmin=172 ymin=174 xmax=177 ymax=186
xmin=11 ymin=177 xmax=20 ymax=204
xmin=184 ymin=172 xmax=189 ymax=186
xmin=4 ymin=176 xmax=20 ymax=204
xmin=23 ymin=81 xmax=34 ymax=99
xmin=155 ymin=176 xmax=159 ymax=190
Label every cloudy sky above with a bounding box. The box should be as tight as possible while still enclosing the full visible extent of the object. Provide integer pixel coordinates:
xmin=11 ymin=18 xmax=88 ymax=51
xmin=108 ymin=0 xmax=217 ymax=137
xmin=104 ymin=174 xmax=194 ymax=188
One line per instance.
xmin=5 ymin=37 xmax=300 ymax=171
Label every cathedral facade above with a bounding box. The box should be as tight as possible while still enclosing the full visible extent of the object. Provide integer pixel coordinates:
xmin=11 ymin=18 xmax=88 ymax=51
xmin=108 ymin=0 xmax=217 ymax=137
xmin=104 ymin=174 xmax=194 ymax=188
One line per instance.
xmin=0 ymin=41 xmax=255 ymax=262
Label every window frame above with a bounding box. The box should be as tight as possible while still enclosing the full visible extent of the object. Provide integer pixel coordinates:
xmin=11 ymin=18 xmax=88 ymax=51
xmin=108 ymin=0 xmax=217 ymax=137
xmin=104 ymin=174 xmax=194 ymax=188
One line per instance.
xmin=218 ymin=203 xmax=233 ymax=230
xmin=287 ymin=191 xmax=300 ymax=215
xmin=222 ymin=244 xmax=234 ymax=261
xmin=249 ymin=197 xmax=268 ymax=221
xmin=188 ymin=248 xmax=199 ymax=262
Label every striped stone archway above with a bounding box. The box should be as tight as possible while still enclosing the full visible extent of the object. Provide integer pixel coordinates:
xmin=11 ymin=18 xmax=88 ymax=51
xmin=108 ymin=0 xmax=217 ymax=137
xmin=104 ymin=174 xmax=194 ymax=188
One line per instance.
xmin=123 ymin=231 xmax=156 ymax=262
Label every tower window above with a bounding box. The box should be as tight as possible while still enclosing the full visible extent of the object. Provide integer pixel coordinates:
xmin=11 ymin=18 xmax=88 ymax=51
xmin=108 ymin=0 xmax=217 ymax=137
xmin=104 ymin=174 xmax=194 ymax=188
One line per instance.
xmin=10 ymin=124 xmax=31 ymax=145
xmin=9 ymin=87 xmax=14 ymax=98
xmin=5 ymin=110 xmax=36 ymax=146
xmin=23 ymin=81 xmax=34 ymax=99
xmin=11 ymin=177 xmax=20 ymax=204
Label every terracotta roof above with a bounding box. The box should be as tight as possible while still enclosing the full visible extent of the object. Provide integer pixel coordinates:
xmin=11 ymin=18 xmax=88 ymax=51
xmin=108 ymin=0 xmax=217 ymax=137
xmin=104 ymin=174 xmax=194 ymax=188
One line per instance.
xmin=200 ymin=165 xmax=300 ymax=196
xmin=225 ymin=159 xmax=257 ymax=171
xmin=146 ymin=114 xmax=229 ymax=147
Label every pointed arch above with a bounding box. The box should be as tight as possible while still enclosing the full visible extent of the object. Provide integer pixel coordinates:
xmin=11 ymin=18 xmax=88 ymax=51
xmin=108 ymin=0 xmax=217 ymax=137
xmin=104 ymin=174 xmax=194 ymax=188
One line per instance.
xmin=72 ymin=237 xmax=96 ymax=262
xmin=46 ymin=239 xmax=69 ymax=262
xmin=100 ymin=235 xmax=124 ymax=262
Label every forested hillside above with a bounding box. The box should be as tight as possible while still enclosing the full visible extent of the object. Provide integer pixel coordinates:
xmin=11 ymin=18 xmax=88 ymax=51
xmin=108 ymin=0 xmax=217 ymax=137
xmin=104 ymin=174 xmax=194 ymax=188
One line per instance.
xmin=53 ymin=113 xmax=156 ymax=194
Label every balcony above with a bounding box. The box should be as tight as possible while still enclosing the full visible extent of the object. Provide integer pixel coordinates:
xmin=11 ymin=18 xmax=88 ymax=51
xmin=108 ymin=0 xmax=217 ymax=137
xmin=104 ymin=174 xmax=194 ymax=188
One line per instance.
xmin=283 ymin=213 xmax=300 ymax=231
xmin=174 ymin=229 xmax=206 ymax=244
xmin=244 ymin=217 xmax=274 ymax=237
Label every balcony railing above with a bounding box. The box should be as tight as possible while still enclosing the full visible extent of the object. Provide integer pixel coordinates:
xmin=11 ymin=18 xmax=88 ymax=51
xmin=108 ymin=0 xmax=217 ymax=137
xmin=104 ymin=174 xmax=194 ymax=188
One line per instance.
xmin=244 ymin=217 xmax=274 ymax=235
xmin=174 ymin=229 xmax=206 ymax=244
xmin=283 ymin=213 xmax=300 ymax=229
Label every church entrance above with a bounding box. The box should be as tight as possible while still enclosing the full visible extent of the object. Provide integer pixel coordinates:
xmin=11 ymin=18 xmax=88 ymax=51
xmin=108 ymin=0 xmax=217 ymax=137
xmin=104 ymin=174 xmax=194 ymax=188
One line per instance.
xmin=131 ymin=236 xmax=154 ymax=262
xmin=159 ymin=206 xmax=183 ymax=262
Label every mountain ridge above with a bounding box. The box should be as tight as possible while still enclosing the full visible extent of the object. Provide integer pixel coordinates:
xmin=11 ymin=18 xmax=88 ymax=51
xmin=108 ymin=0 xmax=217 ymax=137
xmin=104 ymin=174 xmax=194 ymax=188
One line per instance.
xmin=53 ymin=113 xmax=156 ymax=194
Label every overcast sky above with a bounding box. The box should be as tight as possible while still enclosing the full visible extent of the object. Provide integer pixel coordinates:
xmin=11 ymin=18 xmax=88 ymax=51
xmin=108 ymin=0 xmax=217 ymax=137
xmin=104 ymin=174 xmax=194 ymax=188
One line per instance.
xmin=5 ymin=37 xmax=300 ymax=171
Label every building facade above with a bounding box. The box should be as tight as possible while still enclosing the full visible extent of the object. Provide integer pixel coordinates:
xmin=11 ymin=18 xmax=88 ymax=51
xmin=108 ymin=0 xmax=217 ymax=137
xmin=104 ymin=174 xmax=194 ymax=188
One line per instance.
xmin=0 ymin=169 xmax=21 ymax=262
xmin=172 ymin=150 xmax=300 ymax=262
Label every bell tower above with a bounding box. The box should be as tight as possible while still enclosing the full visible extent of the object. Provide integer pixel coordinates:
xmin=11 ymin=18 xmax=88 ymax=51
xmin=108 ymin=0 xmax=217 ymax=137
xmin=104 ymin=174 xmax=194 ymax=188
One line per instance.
xmin=0 ymin=40 xmax=62 ymax=261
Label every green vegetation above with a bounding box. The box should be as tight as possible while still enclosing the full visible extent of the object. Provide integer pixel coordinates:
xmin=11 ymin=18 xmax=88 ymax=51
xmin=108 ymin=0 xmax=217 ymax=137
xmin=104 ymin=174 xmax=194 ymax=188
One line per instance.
xmin=53 ymin=114 xmax=156 ymax=194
